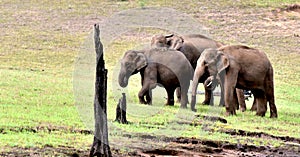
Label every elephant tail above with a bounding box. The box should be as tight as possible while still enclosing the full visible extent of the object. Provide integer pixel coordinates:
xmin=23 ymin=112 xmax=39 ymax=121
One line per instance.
xmin=266 ymin=65 xmax=277 ymax=118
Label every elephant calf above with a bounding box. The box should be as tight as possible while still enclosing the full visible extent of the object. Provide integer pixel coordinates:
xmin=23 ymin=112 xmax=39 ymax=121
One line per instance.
xmin=191 ymin=45 xmax=278 ymax=118
xmin=118 ymin=48 xmax=194 ymax=109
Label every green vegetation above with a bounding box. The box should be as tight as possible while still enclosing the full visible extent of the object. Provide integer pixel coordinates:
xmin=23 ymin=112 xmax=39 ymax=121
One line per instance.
xmin=0 ymin=0 xmax=299 ymax=154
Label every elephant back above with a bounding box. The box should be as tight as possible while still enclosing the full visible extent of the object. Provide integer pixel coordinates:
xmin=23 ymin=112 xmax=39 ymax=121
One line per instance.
xmin=145 ymin=48 xmax=194 ymax=80
xmin=219 ymin=45 xmax=270 ymax=64
xmin=182 ymin=34 xmax=222 ymax=53
xmin=219 ymin=45 xmax=272 ymax=82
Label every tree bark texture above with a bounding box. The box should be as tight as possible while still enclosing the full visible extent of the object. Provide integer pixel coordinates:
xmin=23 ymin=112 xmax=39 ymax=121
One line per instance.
xmin=115 ymin=93 xmax=128 ymax=124
xmin=89 ymin=24 xmax=112 ymax=157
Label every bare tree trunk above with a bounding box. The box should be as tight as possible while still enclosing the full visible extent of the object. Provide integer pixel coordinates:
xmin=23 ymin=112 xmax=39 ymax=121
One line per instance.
xmin=115 ymin=93 xmax=128 ymax=124
xmin=89 ymin=24 xmax=112 ymax=157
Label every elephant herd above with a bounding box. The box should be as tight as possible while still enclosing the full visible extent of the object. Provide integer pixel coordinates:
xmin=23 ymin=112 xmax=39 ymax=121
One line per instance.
xmin=118 ymin=33 xmax=278 ymax=118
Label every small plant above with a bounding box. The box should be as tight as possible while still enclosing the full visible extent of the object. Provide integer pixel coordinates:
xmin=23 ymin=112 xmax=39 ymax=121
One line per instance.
xmin=139 ymin=0 xmax=146 ymax=8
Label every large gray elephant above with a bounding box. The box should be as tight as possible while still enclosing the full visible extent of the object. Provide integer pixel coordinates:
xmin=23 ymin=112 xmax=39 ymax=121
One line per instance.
xmin=151 ymin=34 xmax=224 ymax=105
xmin=191 ymin=45 xmax=278 ymax=118
xmin=118 ymin=48 xmax=194 ymax=109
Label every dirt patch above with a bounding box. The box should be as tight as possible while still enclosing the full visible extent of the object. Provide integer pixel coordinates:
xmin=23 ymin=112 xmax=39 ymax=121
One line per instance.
xmin=0 ymin=146 xmax=88 ymax=157
xmin=0 ymin=126 xmax=92 ymax=135
xmin=2 ymin=136 xmax=300 ymax=157
xmin=136 ymin=137 xmax=300 ymax=157
xmin=282 ymin=4 xmax=300 ymax=13
xmin=221 ymin=128 xmax=300 ymax=144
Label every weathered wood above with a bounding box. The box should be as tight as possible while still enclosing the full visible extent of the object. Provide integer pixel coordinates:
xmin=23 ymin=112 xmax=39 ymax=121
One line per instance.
xmin=89 ymin=24 xmax=112 ymax=157
xmin=115 ymin=93 xmax=128 ymax=124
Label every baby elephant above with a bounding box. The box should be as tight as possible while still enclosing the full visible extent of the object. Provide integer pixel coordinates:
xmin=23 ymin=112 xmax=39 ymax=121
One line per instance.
xmin=118 ymin=48 xmax=194 ymax=109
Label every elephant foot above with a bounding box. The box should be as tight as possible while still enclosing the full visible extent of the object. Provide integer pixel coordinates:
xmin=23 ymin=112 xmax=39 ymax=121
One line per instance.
xmin=202 ymin=100 xmax=212 ymax=106
xmin=250 ymin=105 xmax=257 ymax=111
xmin=180 ymin=105 xmax=187 ymax=109
xmin=240 ymin=107 xmax=246 ymax=112
xmin=255 ymin=112 xmax=266 ymax=117
xmin=191 ymin=108 xmax=197 ymax=112
xmin=165 ymin=103 xmax=174 ymax=106
xmin=270 ymin=110 xmax=278 ymax=118
xmin=146 ymin=99 xmax=152 ymax=105
xmin=202 ymin=100 xmax=209 ymax=105
xmin=139 ymin=100 xmax=148 ymax=104
xmin=225 ymin=108 xmax=236 ymax=116
xmin=270 ymin=113 xmax=278 ymax=118
xmin=165 ymin=101 xmax=175 ymax=106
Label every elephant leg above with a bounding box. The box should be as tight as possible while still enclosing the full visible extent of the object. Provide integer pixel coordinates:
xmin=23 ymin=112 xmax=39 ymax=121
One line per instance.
xmin=180 ymin=87 xmax=188 ymax=109
xmin=141 ymin=67 xmax=157 ymax=105
xmin=138 ymin=87 xmax=149 ymax=104
xmin=252 ymin=90 xmax=267 ymax=117
xmin=139 ymin=73 xmax=147 ymax=104
xmin=223 ymin=72 xmax=238 ymax=116
xmin=224 ymin=87 xmax=237 ymax=116
xmin=202 ymin=87 xmax=214 ymax=105
xmin=145 ymin=90 xmax=152 ymax=105
xmin=250 ymin=97 xmax=257 ymax=111
xmin=232 ymin=88 xmax=239 ymax=111
xmin=175 ymin=87 xmax=181 ymax=103
xmin=256 ymin=98 xmax=267 ymax=117
xmin=219 ymin=84 xmax=225 ymax=107
xmin=237 ymin=89 xmax=246 ymax=112
xmin=166 ymin=88 xmax=175 ymax=106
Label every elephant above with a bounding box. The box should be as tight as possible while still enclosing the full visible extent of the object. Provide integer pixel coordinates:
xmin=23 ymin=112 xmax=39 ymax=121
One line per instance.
xmin=118 ymin=48 xmax=194 ymax=109
xmin=191 ymin=45 xmax=278 ymax=118
xmin=151 ymin=34 xmax=224 ymax=105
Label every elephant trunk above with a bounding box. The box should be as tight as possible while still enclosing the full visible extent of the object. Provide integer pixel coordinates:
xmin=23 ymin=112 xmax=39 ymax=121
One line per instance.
xmin=173 ymin=43 xmax=180 ymax=50
xmin=204 ymin=76 xmax=217 ymax=91
xmin=118 ymin=70 xmax=129 ymax=88
xmin=191 ymin=63 xmax=205 ymax=110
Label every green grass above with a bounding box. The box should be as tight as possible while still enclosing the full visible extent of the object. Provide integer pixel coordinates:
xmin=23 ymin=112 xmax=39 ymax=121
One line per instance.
xmin=0 ymin=0 xmax=299 ymax=153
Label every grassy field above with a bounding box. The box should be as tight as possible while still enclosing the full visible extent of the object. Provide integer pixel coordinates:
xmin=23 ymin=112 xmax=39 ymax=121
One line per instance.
xmin=0 ymin=0 xmax=299 ymax=156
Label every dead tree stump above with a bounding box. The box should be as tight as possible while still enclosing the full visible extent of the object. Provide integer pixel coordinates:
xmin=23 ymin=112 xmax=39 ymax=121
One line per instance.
xmin=89 ymin=24 xmax=112 ymax=157
xmin=115 ymin=93 xmax=128 ymax=124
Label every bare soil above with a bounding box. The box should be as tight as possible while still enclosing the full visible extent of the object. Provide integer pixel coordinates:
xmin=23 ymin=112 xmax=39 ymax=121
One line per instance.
xmin=1 ymin=133 xmax=300 ymax=156
xmin=1 ymin=123 xmax=300 ymax=156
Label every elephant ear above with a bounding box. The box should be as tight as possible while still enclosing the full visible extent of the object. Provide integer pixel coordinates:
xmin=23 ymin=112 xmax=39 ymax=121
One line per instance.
xmin=216 ymin=51 xmax=229 ymax=75
xmin=135 ymin=53 xmax=147 ymax=70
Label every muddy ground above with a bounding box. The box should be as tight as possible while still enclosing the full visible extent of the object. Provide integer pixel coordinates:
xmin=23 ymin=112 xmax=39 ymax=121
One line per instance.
xmin=1 ymin=2 xmax=300 ymax=157
xmin=1 ymin=117 xmax=300 ymax=156
xmin=1 ymin=129 xmax=300 ymax=156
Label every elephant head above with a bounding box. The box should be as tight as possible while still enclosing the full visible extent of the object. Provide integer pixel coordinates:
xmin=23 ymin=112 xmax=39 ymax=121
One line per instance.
xmin=191 ymin=48 xmax=229 ymax=106
xmin=118 ymin=50 xmax=147 ymax=87
xmin=151 ymin=34 xmax=184 ymax=50
xmin=167 ymin=35 xmax=184 ymax=50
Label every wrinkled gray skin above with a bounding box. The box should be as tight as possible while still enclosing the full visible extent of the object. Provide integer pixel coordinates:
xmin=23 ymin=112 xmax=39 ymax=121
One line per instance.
xmin=191 ymin=45 xmax=278 ymax=118
xmin=151 ymin=34 xmax=223 ymax=106
xmin=118 ymin=48 xmax=193 ymax=109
